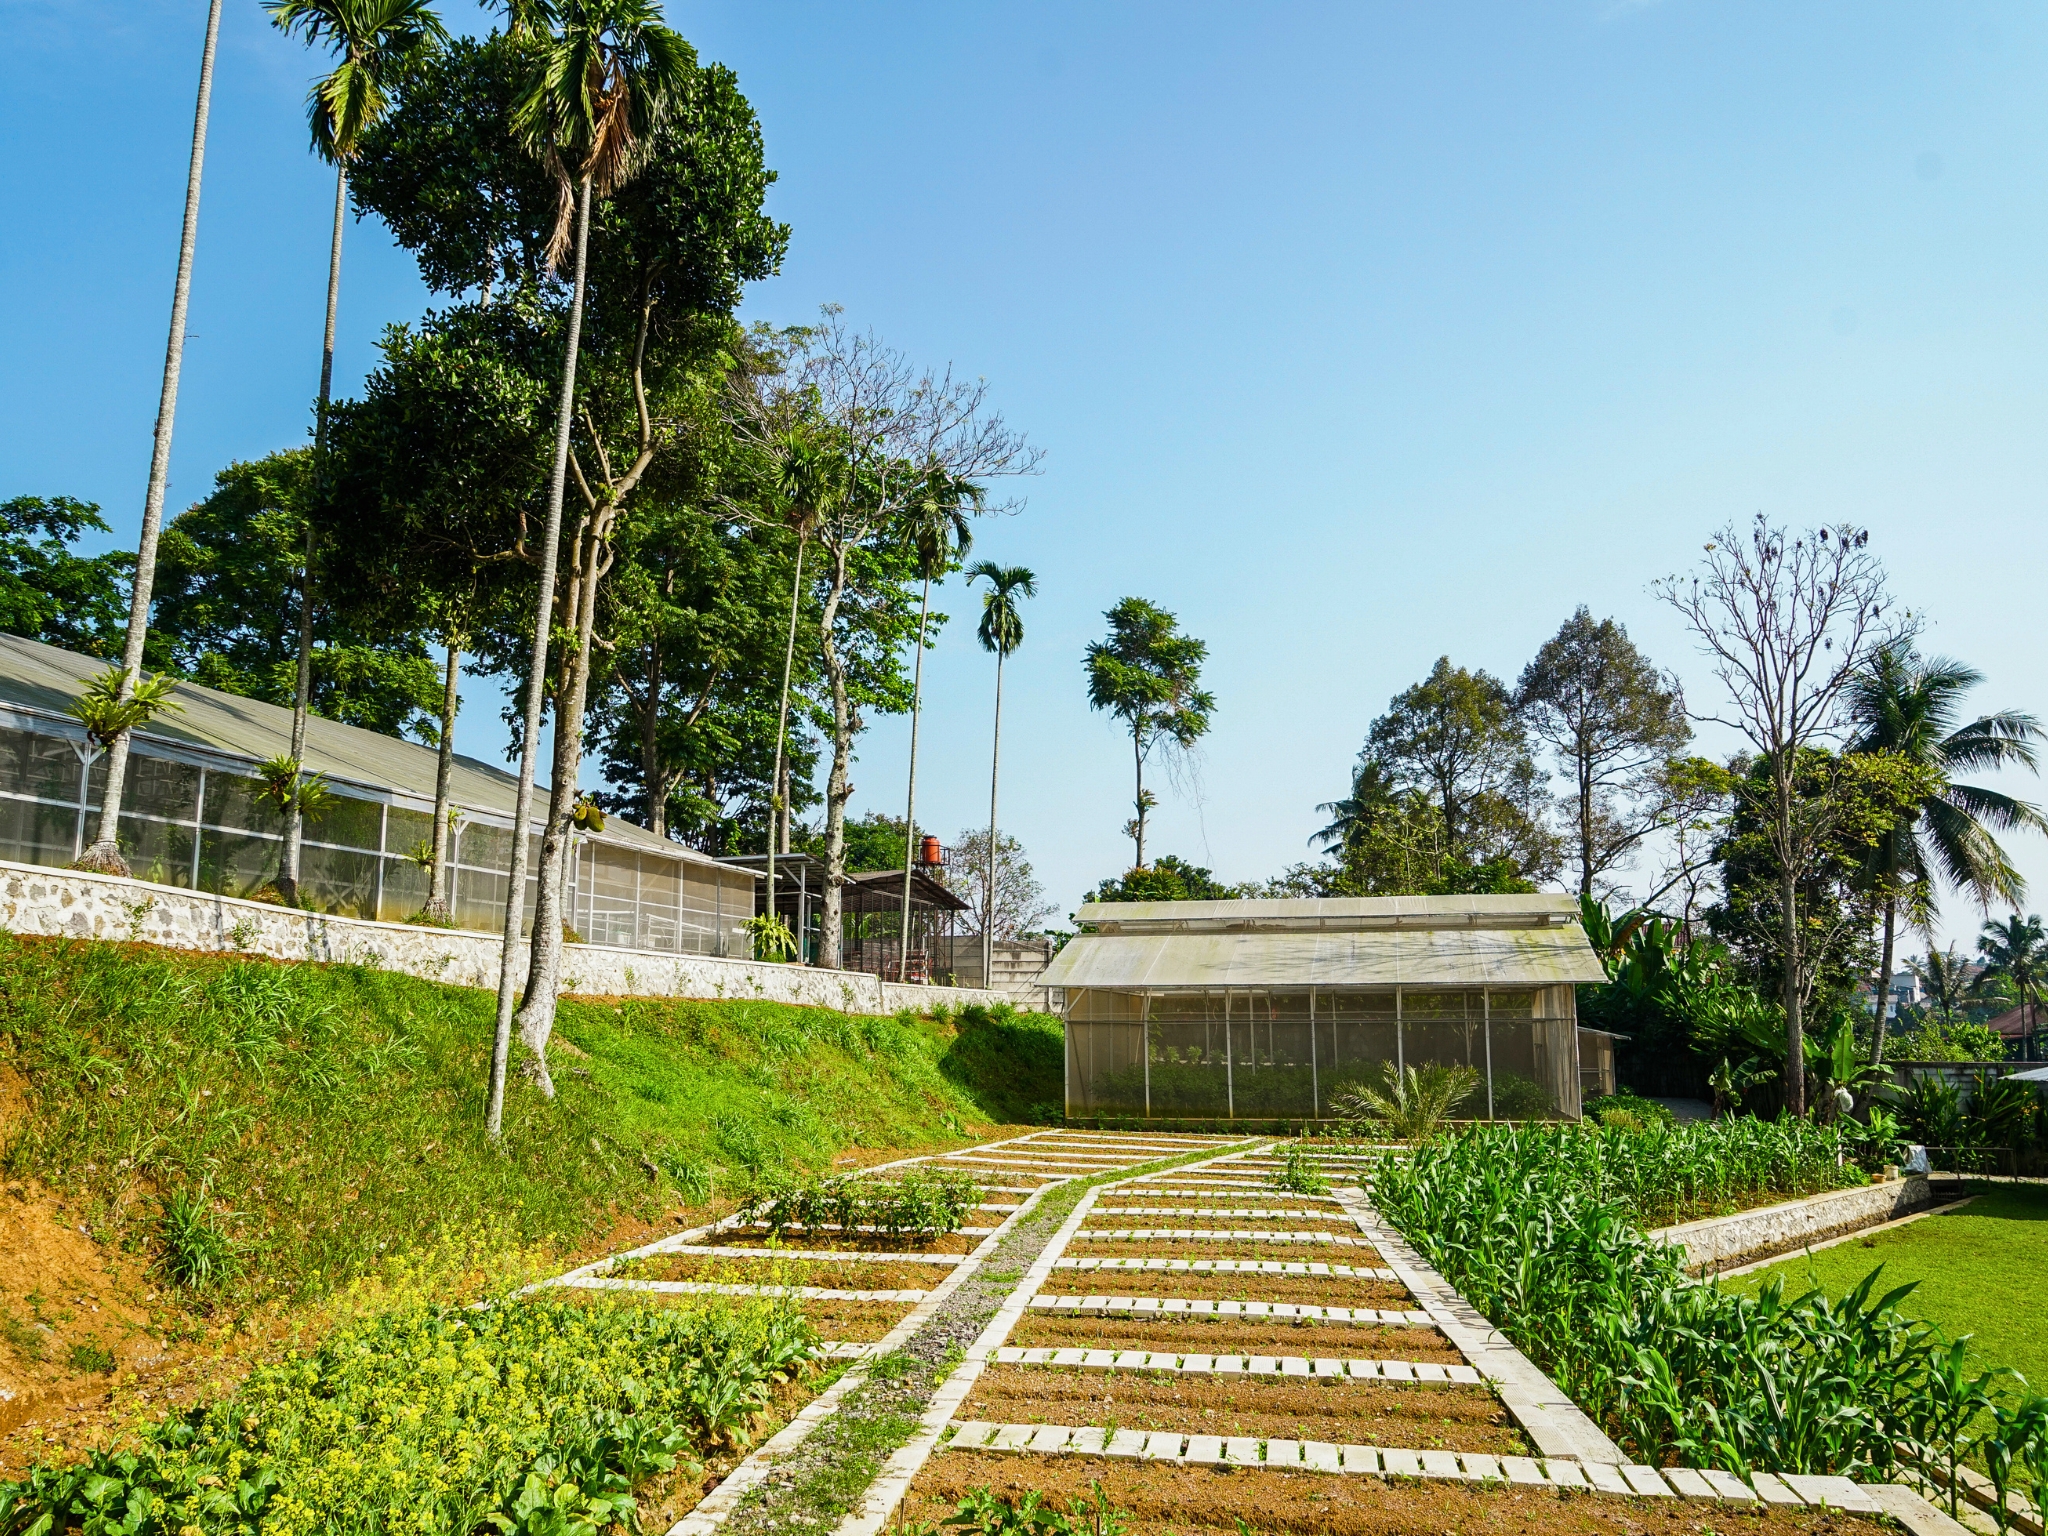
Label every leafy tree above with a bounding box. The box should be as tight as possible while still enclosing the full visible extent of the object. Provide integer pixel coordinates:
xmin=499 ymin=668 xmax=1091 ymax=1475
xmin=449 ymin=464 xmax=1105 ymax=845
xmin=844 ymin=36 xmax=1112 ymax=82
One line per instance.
xmin=1656 ymin=516 xmax=1910 ymax=1114
xmin=1308 ymin=758 xmax=1535 ymax=896
xmin=0 ymin=497 xmax=132 ymax=657
xmin=1846 ymin=645 xmax=2046 ymax=1063
xmin=151 ymin=454 xmax=442 ymax=738
xmin=1083 ymin=597 xmax=1214 ymax=868
xmin=267 ymin=0 xmax=449 ymax=908
xmin=1515 ymin=607 xmax=1690 ymax=898
xmin=1707 ymin=746 xmax=1939 ymax=1027
xmin=1357 ymin=656 xmax=1557 ymax=884
xmin=968 ymin=561 xmax=1035 ymax=973
xmin=1088 ymin=856 xmax=1237 ymax=904
xmin=81 ymin=0 xmax=224 ymax=878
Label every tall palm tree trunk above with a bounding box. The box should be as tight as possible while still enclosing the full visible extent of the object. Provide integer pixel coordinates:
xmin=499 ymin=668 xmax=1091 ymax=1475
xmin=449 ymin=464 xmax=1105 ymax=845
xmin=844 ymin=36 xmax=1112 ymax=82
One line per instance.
xmin=424 ymin=635 xmax=460 ymax=921
xmin=1131 ymin=729 xmax=1146 ymax=867
xmin=279 ymin=162 xmax=347 ymax=909
xmin=764 ymin=534 xmax=806 ymax=954
xmin=1870 ymin=895 xmax=1898 ymax=1067
xmin=83 ymin=0 xmax=223 ymax=876
xmin=983 ymin=648 xmax=1005 ymax=987
xmin=487 ymin=172 xmax=590 ymax=1141
xmin=896 ymin=574 xmax=931 ymax=981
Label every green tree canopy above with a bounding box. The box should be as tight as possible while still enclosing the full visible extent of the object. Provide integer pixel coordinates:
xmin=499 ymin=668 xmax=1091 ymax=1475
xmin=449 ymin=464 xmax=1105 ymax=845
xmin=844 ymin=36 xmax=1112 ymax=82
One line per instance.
xmin=0 ymin=496 xmax=132 ymax=658
xmin=1083 ymin=597 xmax=1214 ymax=868
xmin=1088 ymin=855 xmax=1237 ymax=904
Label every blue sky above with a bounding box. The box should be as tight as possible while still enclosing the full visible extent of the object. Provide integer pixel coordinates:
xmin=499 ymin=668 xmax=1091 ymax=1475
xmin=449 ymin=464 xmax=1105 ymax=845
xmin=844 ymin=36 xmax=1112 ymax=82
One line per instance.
xmin=5 ymin=1 xmax=2047 ymax=949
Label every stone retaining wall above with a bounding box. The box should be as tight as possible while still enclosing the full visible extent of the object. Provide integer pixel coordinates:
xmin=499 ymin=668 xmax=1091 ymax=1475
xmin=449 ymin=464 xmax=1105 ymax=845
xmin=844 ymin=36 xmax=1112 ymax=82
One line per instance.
xmin=0 ymin=859 xmax=1015 ymax=1017
xmin=1648 ymin=1175 xmax=1936 ymax=1273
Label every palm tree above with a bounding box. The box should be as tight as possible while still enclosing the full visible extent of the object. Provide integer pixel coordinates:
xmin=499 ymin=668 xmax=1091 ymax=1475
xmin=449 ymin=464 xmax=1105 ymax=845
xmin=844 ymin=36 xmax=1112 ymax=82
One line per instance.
xmin=267 ymin=0 xmax=447 ymax=909
xmin=1847 ymin=645 xmax=2046 ymax=1064
xmin=78 ymin=0 xmax=225 ymax=878
xmin=762 ymin=432 xmax=841 ymax=955
xmin=1979 ymin=913 xmax=2047 ymax=1061
xmin=968 ymin=561 xmax=1036 ymax=986
xmin=489 ymin=0 xmax=693 ymax=1138
xmin=894 ymin=467 xmax=978 ymax=980
xmin=1907 ymin=945 xmax=1976 ymax=1029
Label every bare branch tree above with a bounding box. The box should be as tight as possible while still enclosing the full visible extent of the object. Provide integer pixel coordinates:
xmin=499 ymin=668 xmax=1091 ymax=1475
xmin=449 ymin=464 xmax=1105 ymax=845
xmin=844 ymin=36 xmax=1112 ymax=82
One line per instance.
xmin=1653 ymin=514 xmax=1913 ymax=1114
xmin=730 ymin=307 xmax=1041 ymax=968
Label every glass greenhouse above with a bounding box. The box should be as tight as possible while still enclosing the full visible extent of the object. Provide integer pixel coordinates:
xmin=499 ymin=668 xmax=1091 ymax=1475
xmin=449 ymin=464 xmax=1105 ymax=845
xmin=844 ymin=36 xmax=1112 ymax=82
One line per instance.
xmin=0 ymin=634 xmax=755 ymax=955
xmin=1043 ymin=894 xmax=1614 ymax=1121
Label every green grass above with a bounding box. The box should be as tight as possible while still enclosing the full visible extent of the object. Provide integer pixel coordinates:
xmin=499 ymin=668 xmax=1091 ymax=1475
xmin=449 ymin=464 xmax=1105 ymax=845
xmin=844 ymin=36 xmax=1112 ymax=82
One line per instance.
xmin=0 ymin=934 xmax=1064 ymax=1300
xmin=1727 ymin=1184 xmax=2048 ymax=1396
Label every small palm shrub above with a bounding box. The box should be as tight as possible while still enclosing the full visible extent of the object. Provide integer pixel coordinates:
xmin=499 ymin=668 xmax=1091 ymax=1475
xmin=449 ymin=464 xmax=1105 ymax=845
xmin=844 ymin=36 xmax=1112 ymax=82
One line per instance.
xmin=1332 ymin=1062 xmax=1478 ymax=1141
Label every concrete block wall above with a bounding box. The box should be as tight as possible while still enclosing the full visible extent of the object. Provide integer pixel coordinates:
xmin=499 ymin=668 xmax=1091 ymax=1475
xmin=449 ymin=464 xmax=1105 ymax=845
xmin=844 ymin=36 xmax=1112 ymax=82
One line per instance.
xmin=1648 ymin=1176 xmax=1935 ymax=1273
xmin=0 ymin=859 xmax=1014 ymax=1017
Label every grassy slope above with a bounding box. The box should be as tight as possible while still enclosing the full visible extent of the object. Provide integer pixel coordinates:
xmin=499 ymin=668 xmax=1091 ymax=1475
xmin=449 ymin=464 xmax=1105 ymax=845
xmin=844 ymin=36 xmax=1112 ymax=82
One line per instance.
xmin=1728 ymin=1184 xmax=2048 ymax=1393
xmin=0 ymin=933 xmax=1063 ymax=1300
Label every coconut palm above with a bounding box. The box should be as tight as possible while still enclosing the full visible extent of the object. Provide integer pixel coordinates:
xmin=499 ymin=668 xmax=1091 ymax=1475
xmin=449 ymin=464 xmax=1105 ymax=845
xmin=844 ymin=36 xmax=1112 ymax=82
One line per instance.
xmin=78 ymin=0 xmax=225 ymax=877
xmin=893 ymin=467 xmax=979 ymax=979
xmin=266 ymin=0 xmax=447 ymax=908
xmin=1978 ymin=912 xmax=2047 ymax=1061
xmin=488 ymin=0 xmax=693 ymax=1139
xmin=1847 ymin=645 xmax=2046 ymax=1064
xmin=968 ymin=561 xmax=1036 ymax=985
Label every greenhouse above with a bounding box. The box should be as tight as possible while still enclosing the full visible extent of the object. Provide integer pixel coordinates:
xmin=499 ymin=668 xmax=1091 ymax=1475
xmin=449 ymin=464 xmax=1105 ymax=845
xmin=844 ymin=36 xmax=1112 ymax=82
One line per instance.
xmin=1042 ymin=893 xmax=1613 ymax=1121
xmin=0 ymin=634 xmax=756 ymax=955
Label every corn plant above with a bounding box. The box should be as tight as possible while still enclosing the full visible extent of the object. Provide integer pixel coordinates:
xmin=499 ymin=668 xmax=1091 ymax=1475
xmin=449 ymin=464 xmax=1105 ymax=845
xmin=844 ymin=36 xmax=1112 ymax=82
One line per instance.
xmin=1371 ymin=1120 xmax=2025 ymax=1479
xmin=743 ymin=1167 xmax=982 ymax=1246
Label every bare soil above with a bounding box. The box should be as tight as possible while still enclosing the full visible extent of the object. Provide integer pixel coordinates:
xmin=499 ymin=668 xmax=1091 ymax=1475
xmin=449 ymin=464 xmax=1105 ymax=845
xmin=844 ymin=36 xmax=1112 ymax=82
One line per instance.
xmin=1035 ymin=1272 xmax=1414 ymax=1307
xmin=958 ymin=1367 xmax=1522 ymax=1453
xmin=906 ymin=1454 xmax=1894 ymax=1536
xmin=1009 ymin=1314 xmax=1463 ymax=1363
xmin=1073 ymin=1240 xmax=1385 ymax=1264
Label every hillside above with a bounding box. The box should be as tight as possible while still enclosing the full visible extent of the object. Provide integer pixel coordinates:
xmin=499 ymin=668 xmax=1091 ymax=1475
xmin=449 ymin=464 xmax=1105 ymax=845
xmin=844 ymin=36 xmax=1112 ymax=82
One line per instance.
xmin=0 ymin=932 xmax=1064 ymax=1309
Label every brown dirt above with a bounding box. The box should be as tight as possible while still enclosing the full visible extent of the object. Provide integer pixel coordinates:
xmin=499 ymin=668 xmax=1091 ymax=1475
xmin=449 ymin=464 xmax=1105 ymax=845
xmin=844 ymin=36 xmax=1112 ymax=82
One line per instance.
xmin=691 ymin=1228 xmax=982 ymax=1255
xmin=1036 ymin=1272 xmax=1413 ymax=1307
xmin=906 ymin=1454 xmax=1893 ymax=1536
xmin=797 ymin=1300 xmax=918 ymax=1342
xmin=959 ymin=1367 xmax=1522 ymax=1453
xmin=1073 ymin=1240 xmax=1385 ymax=1264
xmin=620 ymin=1254 xmax=949 ymax=1291
xmin=1010 ymin=1314 xmax=1463 ymax=1363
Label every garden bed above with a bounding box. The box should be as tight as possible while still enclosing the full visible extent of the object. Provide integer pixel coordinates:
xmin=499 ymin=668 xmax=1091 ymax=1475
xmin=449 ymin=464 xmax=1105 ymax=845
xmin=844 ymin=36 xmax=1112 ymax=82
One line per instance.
xmin=685 ymin=1228 xmax=984 ymax=1254
xmin=1008 ymin=1315 xmax=1463 ymax=1361
xmin=905 ymin=1455 xmax=1894 ymax=1536
xmin=1035 ymin=1271 xmax=1411 ymax=1306
xmin=956 ymin=1367 xmax=1522 ymax=1453
xmin=1070 ymin=1238 xmax=1384 ymax=1263
xmin=617 ymin=1254 xmax=948 ymax=1290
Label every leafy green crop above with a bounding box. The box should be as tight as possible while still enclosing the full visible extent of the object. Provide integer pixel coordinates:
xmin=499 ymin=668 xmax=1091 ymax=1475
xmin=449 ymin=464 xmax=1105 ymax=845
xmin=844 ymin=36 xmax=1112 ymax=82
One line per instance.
xmin=744 ymin=1168 xmax=983 ymax=1245
xmin=1372 ymin=1119 xmax=2045 ymax=1490
xmin=0 ymin=1293 xmax=817 ymax=1535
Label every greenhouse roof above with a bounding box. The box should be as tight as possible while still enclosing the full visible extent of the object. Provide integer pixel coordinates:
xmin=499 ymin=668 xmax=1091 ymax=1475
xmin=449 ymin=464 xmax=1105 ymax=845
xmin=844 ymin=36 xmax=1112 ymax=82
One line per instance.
xmin=1075 ymin=892 xmax=1581 ymax=933
xmin=0 ymin=632 xmax=744 ymax=872
xmin=1040 ymin=922 xmax=1606 ymax=991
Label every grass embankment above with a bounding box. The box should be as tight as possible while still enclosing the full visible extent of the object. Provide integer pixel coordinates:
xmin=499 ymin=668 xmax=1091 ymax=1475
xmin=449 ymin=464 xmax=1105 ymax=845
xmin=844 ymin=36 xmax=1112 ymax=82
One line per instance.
xmin=0 ymin=932 xmax=1062 ymax=1305
xmin=1730 ymin=1184 xmax=2048 ymax=1400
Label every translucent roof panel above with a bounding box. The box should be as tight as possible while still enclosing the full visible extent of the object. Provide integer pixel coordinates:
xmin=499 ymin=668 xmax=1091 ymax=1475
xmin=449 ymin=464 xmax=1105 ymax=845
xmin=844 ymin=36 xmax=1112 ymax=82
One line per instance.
xmin=1040 ymin=925 xmax=1608 ymax=991
xmin=1076 ymin=893 xmax=1581 ymax=933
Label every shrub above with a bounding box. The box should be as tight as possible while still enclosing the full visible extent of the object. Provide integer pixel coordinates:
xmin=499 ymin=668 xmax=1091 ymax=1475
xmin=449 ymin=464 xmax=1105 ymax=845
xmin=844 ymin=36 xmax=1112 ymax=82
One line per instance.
xmin=1331 ymin=1062 xmax=1478 ymax=1140
xmin=1266 ymin=1144 xmax=1331 ymax=1196
xmin=1585 ymin=1090 xmax=1677 ymax=1130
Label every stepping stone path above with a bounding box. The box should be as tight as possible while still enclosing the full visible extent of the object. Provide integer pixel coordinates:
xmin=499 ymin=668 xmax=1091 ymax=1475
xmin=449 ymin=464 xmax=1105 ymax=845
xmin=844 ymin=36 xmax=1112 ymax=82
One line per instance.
xmin=537 ymin=1132 xmax=1962 ymax=1536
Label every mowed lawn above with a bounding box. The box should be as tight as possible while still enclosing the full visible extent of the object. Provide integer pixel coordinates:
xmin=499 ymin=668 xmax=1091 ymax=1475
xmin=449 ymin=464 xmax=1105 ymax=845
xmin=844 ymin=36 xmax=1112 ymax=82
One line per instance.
xmin=1724 ymin=1184 xmax=2048 ymax=1396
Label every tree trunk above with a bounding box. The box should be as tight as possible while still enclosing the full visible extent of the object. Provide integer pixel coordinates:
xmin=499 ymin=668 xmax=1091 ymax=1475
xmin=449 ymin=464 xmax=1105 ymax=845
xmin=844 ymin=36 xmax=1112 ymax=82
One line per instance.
xmin=424 ymin=635 xmax=460 ymax=921
xmin=487 ymin=172 xmax=591 ymax=1141
xmin=515 ymin=512 xmax=605 ymax=1091
xmin=1578 ymin=732 xmax=1595 ymax=899
xmin=817 ymin=545 xmax=854 ymax=971
xmin=1132 ymin=727 xmax=1146 ymax=868
xmin=764 ymin=533 xmax=806 ymax=954
xmin=279 ymin=161 xmax=346 ymax=909
xmin=1869 ymin=894 xmax=1897 ymax=1067
xmin=984 ymin=647 xmax=1005 ymax=986
xmin=82 ymin=0 xmax=222 ymax=877
xmin=640 ymin=639 xmax=664 ymax=838
xmin=1780 ymin=825 xmax=1805 ymax=1117
xmin=897 ymin=574 xmax=931 ymax=981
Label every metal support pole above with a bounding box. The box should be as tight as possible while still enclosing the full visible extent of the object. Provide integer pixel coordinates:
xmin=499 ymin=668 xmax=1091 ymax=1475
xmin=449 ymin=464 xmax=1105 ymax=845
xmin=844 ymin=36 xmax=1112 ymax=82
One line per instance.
xmin=1309 ymin=988 xmax=1319 ymax=1120
xmin=1143 ymin=993 xmax=1151 ymax=1120
xmin=1483 ymin=988 xmax=1495 ymax=1121
xmin=1224 ymin=989 xmax=1235 ymax=1120
xmin=1395 ymin=986 xmax=1405 ymax=1076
